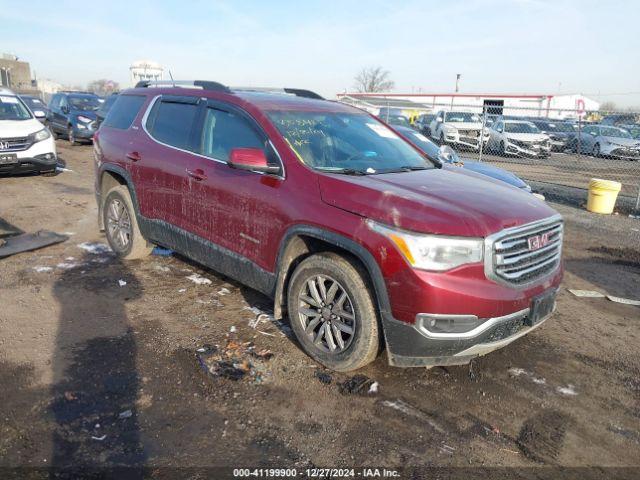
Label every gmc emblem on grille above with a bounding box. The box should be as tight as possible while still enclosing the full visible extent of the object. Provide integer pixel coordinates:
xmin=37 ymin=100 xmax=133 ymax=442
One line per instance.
xmin=528 ymin=232 xmax=550 ymax=251
xmin=0 ymin=141 xmax=9 ymax=151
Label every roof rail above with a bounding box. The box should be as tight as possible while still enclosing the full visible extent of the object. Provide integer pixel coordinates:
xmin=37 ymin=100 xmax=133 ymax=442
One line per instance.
xmin=134 ymin=80 xmax=231 ymax=93
xmin=133 ymin=80 xmax=324 ymax=100
xmin=233 ymin=86 xmax=324 ymax=100
xmin=283 ymin=88 xmax=324 ymax=100
xmin=59 ymin=90 xmax=96 ymax=94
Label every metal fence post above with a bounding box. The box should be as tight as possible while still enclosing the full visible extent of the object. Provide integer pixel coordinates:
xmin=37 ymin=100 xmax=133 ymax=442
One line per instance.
xmin=478 ymin=104 xmax=487 ymax=162
xmin=636 ymin=182 xmax=640 ymax=211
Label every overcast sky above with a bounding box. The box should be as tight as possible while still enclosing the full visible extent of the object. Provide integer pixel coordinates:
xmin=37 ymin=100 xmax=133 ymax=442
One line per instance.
xmin=2 ymin=0 xmax=639 ymax=107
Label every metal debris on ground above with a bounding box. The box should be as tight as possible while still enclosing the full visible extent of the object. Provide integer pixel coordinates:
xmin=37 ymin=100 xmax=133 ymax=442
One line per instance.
xmin=217 ymin=287 xmax=231 ymax=295
xmin=606 ymin=295 xmax=640 ymax=306
xmin=91 ymin=435 xmax=107 ymax=441
xmin=569 ymin=289 xmax=640 ymax=306
xmin=0 ymin=230 xmax=68 ymax=259
xmin=568 ymin=289 xmax=605 ymax=298
xmin=118 ymin=409 xmax=133 ymax=419
xmin=118 ymin=279 xmax=127 ymax=287
xmin=338 ymin=374 xmax=377 ymax=396
xmin=196 ymin=340 xmax=273 ymax=382
xmin=314 ymin=370 xmax=333 ymax=385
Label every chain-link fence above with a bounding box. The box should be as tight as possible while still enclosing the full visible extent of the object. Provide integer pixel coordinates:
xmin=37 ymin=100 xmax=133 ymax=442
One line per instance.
xmin=339 ymin=96 xmax=640 ymax=210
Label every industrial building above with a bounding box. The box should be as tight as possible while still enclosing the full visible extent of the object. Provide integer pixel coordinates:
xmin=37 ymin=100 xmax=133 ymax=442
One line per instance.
xmin=337 ymin=92 xmax=600 ymax=120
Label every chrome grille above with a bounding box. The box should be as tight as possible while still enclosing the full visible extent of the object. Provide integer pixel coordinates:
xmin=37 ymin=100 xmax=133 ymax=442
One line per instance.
xmin=0 ymin=136 xmax=31 ymax=152
xmin=485 ymin=215 xmax=563 ymax=286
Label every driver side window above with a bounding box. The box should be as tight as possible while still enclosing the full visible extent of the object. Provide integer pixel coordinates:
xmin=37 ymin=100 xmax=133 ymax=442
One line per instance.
xmin=199 ymin=107 xmax=280 ymax=169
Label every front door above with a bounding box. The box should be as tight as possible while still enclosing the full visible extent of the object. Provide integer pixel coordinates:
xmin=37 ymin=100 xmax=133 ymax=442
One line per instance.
xmin=183 ymin=101 xmax=286 ymax=271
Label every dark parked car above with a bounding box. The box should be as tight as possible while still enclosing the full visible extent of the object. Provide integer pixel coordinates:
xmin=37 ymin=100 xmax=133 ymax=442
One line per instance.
xmin=18 ymin=95 xmax=49 ymax=122
xmin=47 ymin=91 xmax=102 ymax=145
xmin=600 ymin=114 xmax=638 ymax=127
xmin=393 ymin=126 xmax=532 ymax=191
xmin=96 ymin=93 xmax=119 ymax=129
xmin=379 ymin=114 xmax=412 ymax=128
xmin=94 ymin=80 xmax=563 ymax=371
xmin=529 ymin=120 xmax=576 ymax=151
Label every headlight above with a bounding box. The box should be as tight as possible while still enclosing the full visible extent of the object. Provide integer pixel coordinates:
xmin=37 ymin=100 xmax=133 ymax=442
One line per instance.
xmin=368 ymin=221 xmax=483 ymax=271
xmin=77 ymin=115 xmax=92 ymax=123
xmin=30 ymin=128 xmax=51 ymax=143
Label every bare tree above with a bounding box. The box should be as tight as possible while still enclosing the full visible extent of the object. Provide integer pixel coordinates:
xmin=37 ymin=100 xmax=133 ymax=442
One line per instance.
xmin=353 ymin=66 xmax=395 ymax=93
xmin=599 ymin=101 xmax=617 ymax=112
xmin=87 ymin=79 xmax=120 ymax=96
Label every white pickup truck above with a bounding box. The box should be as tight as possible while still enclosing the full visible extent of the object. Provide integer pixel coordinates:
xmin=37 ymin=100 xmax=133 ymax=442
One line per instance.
xmin=429 ymin=110 xmax=490 ymax=150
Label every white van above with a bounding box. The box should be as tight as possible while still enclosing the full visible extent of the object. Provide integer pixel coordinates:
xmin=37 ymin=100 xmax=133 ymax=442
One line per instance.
xmin=0 ymin=87 xmax=57 ymax=175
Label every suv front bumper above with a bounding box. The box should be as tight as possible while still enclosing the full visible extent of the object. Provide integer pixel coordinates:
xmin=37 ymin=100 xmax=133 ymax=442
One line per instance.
xmin=0 ymin=136 xmax=57 ymax=175
xmin=384 ymin=291 xmax=556 ymax=367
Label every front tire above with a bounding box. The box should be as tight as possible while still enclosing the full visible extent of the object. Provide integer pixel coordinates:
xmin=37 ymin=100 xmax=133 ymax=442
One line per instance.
xmin=592 ymin=143 xmax=600 ymax=157
xmin=67 ymin=126 xmax=78 ymax=146
xmin=103 ymin=185 xmax=153 ymax=260
xmin=287 ymin=252 xmax=380 ymax=372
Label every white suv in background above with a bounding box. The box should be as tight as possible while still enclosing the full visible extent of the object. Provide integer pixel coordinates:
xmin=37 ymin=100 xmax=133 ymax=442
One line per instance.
xmin=0 ymin=87 xmax=57 ymax=175
xmin=488 ymin=119 xmax=551 ymax=158
xmin=429 ymin=110 xmax=490 ymax=150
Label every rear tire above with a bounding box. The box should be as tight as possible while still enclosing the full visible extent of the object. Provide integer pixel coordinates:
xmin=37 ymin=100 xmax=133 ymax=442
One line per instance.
xmin=103 ymin=185 xmax=153 ymax=260
xmin=287 ymin=252 xmax=380 ymax=372
xmin=499 ymin=141 xmax=506 ymax=156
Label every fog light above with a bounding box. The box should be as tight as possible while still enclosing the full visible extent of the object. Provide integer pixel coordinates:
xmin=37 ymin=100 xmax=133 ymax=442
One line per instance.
xmin=417 ymin=314 xmax=483 ymax=334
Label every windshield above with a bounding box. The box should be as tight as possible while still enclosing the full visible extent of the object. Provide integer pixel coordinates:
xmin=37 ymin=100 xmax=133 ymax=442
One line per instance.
xmin=445 ymin=112 xmax=480 ymax=123
xmin=601 ymin=127 xmax=632 ymax=139
xmin=385 ymin=116 xmax=411 ymax=127
xmin=535 ymin=121 xmax=573 ymax=132
xmin=0 ymin=95 xmax=32 ymax=120
xmin=69 ymin=96 xmax=101 ymax=111
xmin=268 ymin=111 xmax=434 ymax=174
xmin=21 ymin=97 xmax=45 ymax=109
xmin=504 ymin=122 xmax=540 ymax=133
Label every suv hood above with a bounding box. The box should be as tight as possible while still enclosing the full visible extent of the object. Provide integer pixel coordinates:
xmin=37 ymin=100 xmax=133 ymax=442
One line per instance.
xmin=0 ymin=118 xmax=44 ymax=137
xmin=601 ymin=136 xmax=640 ymax=147
xmin=71 ymin=110 xmax=98 ymax=120
xmin=318 ymin=168 xmax=556 ymax=237
xmin=446 ymin=122 xmax=482 ymax=130
xmin=505 ymin=132 xmax=548 ymax=142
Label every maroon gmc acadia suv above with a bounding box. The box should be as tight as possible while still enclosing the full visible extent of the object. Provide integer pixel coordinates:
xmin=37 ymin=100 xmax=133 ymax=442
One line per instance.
xmin=93 ymin=80 xmax=563 ymax=371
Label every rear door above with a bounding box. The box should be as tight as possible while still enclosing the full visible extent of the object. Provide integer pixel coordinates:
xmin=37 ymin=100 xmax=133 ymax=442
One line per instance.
xmin=184 ymin=100 xmax=285 ymax=269
xmin=135 ymin=95 xmax=202 ymax=230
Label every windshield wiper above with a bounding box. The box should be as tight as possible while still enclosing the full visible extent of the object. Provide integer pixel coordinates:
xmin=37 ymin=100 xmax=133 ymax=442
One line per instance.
xmin=376 ymin=165 xmax=430 ymax=174
xmin=314 ymin=167 xmax=368 ymax=176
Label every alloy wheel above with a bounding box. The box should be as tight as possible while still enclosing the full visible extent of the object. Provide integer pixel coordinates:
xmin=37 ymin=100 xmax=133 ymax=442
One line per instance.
xmin=106 ymin=198 xmax=132 ymax=251
xmin=297 ymin=275 xmax=356 ymax=354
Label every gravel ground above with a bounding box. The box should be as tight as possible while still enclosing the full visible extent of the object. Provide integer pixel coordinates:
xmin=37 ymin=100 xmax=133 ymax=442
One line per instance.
xmin=1 ymin=140 xmax=639 ymax=478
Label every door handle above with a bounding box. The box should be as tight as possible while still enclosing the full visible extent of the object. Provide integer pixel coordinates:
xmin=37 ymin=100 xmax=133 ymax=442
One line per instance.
xmin=186 ymin=168 xmax=207 ymax=181
xmin=126 ymin=151 xmax=141 ymax=162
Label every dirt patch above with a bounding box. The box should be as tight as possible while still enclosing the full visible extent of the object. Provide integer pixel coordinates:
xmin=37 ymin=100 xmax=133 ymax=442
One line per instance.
xmin=517 ymin=410 xmax=573 ymax=463
xmin=588 ymin=246 xmax=640 ymax=268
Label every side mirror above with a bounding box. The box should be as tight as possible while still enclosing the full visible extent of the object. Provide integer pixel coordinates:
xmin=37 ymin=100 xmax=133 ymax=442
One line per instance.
xmin=33 ymin=110 xmax=46 ymax=119
xmin=438 ymin=145 xmax=457 ymax=163
xmin=61 ymin=105 xmax=69 ymax=114
xmin=436 ymin=117 xmax=443 ymax=123
xmin=228 ymin=148 xmax=280 ymax=174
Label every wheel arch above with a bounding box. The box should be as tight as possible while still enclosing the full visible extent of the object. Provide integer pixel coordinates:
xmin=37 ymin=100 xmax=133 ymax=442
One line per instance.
xmin=97 ymin=165 xmax=141 ymax=230
xmin=272 ymin=225 xmax=391 ymax=324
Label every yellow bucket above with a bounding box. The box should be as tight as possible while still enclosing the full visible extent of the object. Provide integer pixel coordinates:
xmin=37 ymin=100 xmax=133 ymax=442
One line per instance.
xmin=586 ymin=178 xmax=622 ymax=214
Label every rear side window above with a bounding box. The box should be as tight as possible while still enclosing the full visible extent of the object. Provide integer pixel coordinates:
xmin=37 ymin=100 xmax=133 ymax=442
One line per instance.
xmin=146 ymin=98 xmax=199 ymax=150
xmin=200 ymin=108 xmax=265 ymax=161
xmin=103 ymin=95 xmax=146 ymax=129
